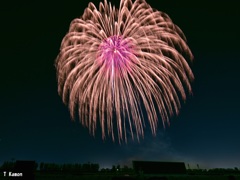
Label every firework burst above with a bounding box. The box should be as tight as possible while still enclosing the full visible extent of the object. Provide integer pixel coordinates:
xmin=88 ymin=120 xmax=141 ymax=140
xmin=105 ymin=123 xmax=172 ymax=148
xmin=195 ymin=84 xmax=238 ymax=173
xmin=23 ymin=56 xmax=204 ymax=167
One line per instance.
xmin=55 ymin=0 xmax=194 ymax=143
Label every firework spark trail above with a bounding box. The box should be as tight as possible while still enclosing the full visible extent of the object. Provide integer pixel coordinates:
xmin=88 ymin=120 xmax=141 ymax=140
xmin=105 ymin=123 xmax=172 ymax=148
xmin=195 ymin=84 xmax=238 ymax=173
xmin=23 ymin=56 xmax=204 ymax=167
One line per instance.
xmin=55 ymin=0 xmax=194 ymax=143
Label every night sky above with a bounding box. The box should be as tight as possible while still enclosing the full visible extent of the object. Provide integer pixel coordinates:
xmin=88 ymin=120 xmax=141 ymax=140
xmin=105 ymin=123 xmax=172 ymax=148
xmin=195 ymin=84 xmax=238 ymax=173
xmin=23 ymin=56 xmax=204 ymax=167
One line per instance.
xmin=1 ymin=0 xmax=240 ymax=169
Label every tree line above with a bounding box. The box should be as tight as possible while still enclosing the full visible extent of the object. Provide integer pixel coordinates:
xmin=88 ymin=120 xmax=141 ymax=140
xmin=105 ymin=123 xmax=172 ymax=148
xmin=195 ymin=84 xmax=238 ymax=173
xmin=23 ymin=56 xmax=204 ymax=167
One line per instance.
xmin=39 ymin=162 xmax=99 ymax=173
xmin=0 ymin=161 xmax=134 ymax=174
xmin=0 ymin=160 xmax=239 ymax=176
xmin=0 ymin=161 xmax=99 ymax=173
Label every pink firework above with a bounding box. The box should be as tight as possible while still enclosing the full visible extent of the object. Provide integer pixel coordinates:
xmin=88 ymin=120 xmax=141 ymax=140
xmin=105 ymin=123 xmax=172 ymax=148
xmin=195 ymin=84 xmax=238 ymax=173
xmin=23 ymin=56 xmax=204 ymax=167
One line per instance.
xmin=55 ymin=0 xmax=194 ymax=143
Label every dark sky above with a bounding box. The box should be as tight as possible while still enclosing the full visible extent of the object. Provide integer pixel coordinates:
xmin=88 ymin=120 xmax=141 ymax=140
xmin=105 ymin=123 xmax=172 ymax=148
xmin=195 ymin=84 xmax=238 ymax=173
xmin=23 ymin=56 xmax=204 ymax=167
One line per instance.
xmin=1 ymin=0 xmax=240 ymax=169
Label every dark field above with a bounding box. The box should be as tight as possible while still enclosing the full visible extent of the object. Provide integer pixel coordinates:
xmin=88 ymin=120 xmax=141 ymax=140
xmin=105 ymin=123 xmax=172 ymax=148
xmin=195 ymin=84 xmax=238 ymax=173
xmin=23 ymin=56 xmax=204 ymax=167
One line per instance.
xmin=1 ymin=161 xmax=239 ymax=180
xmin=34 ymin=174 xmax=240 ymax=180
xmin=0 ymin=172 xmax=240 ymax=180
